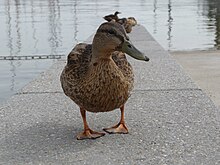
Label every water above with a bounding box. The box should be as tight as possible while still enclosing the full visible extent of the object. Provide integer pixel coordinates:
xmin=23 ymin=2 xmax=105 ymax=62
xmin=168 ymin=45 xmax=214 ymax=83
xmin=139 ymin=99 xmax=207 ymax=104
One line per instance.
xmin=0 ymin=0 xmax=220 ymax=103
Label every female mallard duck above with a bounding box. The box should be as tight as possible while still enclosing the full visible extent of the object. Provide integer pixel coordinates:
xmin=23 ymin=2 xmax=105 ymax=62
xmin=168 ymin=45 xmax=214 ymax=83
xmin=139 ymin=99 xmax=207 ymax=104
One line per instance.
xmin=103 ymin=11 xmax=121 ymax=22
xmin=60 ymin=22 xmax=149 ymax=140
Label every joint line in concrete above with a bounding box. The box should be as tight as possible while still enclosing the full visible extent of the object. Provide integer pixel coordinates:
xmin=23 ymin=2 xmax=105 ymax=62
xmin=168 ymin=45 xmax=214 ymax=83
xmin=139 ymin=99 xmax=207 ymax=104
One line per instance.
xmin=133 ymin=88 xmax=202 ymax=92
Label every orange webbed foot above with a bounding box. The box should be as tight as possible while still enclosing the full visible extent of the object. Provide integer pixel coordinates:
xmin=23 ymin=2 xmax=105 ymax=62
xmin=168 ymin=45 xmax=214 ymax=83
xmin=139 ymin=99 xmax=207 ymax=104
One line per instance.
xmin=77 ymin=129 xmax=105 ymax=140
xmin=103 ymin=123 xmax=128 ymax=134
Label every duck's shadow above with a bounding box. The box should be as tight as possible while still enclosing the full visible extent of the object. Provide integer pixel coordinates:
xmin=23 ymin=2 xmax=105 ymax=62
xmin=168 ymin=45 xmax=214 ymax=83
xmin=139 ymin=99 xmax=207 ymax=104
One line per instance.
xmin=1 ymin=122 xmax=96 ymax=163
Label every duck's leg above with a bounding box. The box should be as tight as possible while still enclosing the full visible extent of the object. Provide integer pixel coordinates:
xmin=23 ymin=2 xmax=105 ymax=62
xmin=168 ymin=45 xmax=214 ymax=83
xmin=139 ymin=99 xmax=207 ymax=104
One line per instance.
xmin=103 ymin=105 xmax=128 ymax=134
xmin=77 ymin=107 xmax=105 ymax=140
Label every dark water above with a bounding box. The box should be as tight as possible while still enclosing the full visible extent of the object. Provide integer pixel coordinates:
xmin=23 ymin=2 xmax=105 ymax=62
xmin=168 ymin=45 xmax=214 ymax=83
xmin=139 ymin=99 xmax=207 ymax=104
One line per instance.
xmin=0 ymin=0 xmax=220 ymax=103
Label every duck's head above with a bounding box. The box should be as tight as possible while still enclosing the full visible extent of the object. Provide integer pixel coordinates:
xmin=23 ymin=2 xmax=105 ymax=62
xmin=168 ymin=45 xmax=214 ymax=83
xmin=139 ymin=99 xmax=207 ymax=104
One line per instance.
xmin=114 ymin=11 xmax=121 ymax=15
xmin=127 ymin=17 xmax=137 ymax=26
xmin=92 ymin=22 xmax=149 ymax=62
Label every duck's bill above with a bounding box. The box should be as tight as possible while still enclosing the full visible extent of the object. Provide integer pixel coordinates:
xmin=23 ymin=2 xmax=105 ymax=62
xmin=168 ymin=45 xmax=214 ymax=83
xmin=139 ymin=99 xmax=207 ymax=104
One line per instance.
xmin=122 ymin=40 xmax=149 ymax=62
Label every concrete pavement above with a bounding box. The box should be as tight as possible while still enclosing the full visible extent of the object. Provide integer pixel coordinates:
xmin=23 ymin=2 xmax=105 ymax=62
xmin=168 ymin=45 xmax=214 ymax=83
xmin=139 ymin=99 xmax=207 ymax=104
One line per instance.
xmin=0 ymin=25 xmax=219 ymax=164
xmin=171 ymin=50 xmax=220 ymax=109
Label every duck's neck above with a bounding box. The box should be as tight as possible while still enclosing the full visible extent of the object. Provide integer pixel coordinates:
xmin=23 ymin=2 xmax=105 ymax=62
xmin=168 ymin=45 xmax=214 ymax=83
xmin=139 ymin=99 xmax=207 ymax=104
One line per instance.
xmin=90 ymin=49 xmax=122 ymax=79
xmin=91 ymin=47 xmax=112 ymax=63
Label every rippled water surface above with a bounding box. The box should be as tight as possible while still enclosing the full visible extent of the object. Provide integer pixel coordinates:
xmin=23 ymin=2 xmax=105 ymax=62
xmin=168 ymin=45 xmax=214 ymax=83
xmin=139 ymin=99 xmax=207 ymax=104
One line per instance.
xmin=0 ymin=0 xmax=220 ymax=102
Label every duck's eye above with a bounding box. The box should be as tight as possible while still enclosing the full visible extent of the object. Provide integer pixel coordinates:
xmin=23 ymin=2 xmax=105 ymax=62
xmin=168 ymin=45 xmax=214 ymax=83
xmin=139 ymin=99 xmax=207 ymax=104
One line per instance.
xmin=108 ymin=30 xmax=115 ymax=35
xmin=128 ymin=44 xmax=132 ymax=48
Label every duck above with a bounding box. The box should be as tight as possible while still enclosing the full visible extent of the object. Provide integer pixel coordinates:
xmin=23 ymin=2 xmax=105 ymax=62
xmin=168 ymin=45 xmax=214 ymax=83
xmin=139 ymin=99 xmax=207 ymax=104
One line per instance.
xmin=60 ymin=22 xmax=149 ymax=140
xmin=124 ymin=17 xmax=137 ymax=33
xmin=127 ymin=17 xmax=137 ymax=26
xmin=103 ymin=11 xmax=121 ymax=22
xmin=103 ymin=12 xmax=138 ymax=33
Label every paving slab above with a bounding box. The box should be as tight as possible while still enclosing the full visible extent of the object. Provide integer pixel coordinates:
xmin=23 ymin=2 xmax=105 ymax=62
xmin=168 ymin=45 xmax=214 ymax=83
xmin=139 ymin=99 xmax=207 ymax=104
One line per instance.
xmin=171 ymin=50 xmax=220 ymax=109
xmin=0 ymin=25 xmax=219 ymax=165
xmin=18 ymin=61 xmax=65 ymax=94
xmin=1 ymin=91 xmax=219 ymax=165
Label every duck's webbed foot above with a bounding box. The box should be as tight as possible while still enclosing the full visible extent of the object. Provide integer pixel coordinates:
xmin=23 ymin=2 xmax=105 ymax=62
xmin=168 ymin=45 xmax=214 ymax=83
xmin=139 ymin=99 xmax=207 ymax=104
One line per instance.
xmin=77 ymin=129 xmax=105 ymax=140
xmin=77 ymin=107 xmax=105 ymax=140
xmin=103 ymin=105 xmax=129 ymax=134
xmin=103 ymin=122 xmax=128 ymax=134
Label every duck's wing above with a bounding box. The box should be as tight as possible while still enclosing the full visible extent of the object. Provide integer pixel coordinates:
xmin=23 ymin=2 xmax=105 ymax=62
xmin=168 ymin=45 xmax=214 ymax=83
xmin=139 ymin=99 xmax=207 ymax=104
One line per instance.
xmin=112 ymin=51 xmax=134 ymax=82
xmin=63 ymin=43 xmax=92 ymax=80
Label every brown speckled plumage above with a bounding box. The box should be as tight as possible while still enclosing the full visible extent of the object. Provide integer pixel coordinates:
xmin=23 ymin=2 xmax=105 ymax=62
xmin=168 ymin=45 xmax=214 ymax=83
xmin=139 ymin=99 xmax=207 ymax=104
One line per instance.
xmin=60 ymin=43 xmax=134 ymax=113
